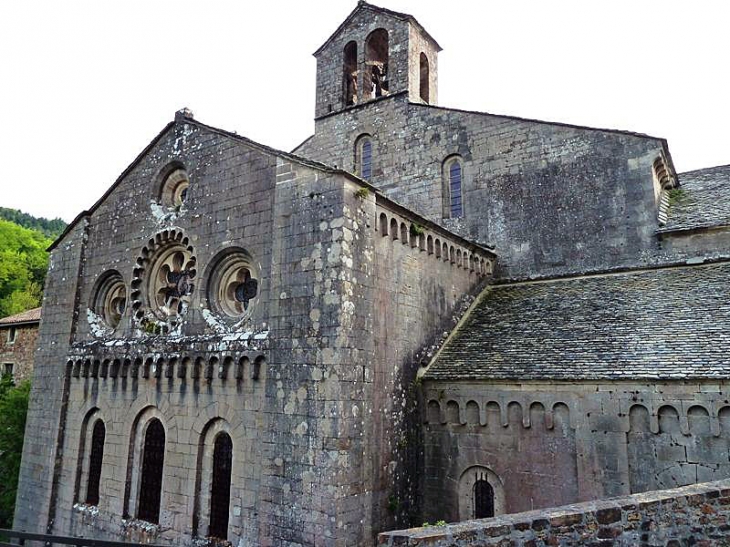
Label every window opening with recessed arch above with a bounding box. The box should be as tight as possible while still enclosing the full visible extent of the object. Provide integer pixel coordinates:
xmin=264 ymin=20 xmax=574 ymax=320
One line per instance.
xmin=85 ymin=420 xmax=106 ymax=506
xmin=343 ymin=41 xmax=358 ymax=106
xmin=138 ymin=419 xmax=165 ymax=524
xmin=356 ymin=136 xmax=373 ymax=181
xmin=444 ymin=158 xmax=464 ymax=218
xmin=365 ymin=29 xmax=389 ymax=100
xmin=420 ymin=53 xmax=430 ymax=103
xmin=208 ymin=432 xmax=233 ymax=539
xmin=474 ymin=472 xmax=495 ymax=519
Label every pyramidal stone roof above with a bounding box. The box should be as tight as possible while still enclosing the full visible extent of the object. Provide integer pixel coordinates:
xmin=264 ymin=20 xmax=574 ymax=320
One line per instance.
xmin=660 ymin=164 xmax=730 ymax=233
xmin=425 ymin=262 xmax=730 ymax=381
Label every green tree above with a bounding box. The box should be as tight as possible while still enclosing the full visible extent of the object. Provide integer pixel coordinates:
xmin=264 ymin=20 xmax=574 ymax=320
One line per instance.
xmin=0 ymin=219 xmax=52 ymax=318
xmin=0 ymin=376 xmax=30 ymax=528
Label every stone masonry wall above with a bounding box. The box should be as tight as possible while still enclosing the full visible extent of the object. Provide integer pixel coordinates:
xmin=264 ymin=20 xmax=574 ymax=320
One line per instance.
xmin=15 ymin=218 xmax=89 ymax=534
xmin=421 ymin=380 xmax=730 ymax=525
xmin=366 ymin=196 xmax=494 ymax=535
xmin=0 ymin=323 xmax=39 ymax=383
xmin=378 ymin=479 xmax=730 ymax=546
xmin=296 ymin=94 xmax=668 ymax=280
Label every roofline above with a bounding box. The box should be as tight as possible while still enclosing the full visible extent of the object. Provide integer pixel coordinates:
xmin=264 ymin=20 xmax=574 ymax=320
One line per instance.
xmin=411 ymin=100 xmax=670 ymax=143
xmin=0 ymin=319 xmax=40 ymax=328
xmin=50 ymin=113 xmax=493 ymax=257
xmin=313 ymin=0 xmax=442 ymax=57
xmin=47 ymin=121 xmax=176 ymax=251
xmin=678 ymin=163 xmax=730 ymax=177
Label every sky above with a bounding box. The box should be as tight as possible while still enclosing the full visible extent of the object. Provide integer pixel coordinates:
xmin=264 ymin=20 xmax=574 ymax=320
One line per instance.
xmin=1 ymin=1 xmax=729 ymax=222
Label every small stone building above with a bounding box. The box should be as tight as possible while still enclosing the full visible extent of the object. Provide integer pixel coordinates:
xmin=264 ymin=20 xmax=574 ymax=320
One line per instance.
xmin=13 ymin=2 xmax=730 ymax=546
xmin=0 ymin=307 xmax=40 ymax=383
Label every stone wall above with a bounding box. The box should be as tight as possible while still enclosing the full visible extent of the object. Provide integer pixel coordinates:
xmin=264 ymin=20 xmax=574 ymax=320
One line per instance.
xmin=0 ymin=323 xmax=39 ymax=383
xmin=296 ymin=93 xmax=669 ymax=280
xmin=378 ymin=479 xmax=730 ymax=546
xmin=15 ymin=116 xmax=495 ymax=546
xmin=420 ymin=380 xmax=730 ymax=524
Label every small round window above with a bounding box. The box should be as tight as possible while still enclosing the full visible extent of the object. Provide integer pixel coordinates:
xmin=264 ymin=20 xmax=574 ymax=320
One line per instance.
xmin=160 ymin=167 xmax=190 ymax=208
xmin=207 ymin=250 xmax=259 ymax=322
xmin=92 ymin=271 xmax=127 ymax=330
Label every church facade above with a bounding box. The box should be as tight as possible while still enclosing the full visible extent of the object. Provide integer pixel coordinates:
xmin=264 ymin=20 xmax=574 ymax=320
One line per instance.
xmin=14 ymin=2 xmax=730 ymax=546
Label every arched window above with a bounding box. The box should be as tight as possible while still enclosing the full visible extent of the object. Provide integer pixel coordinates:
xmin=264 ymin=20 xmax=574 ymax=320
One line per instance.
xmin=208 ymin=433 xmax=233 ymax=539
xmin=356 ymin=136 xmax=373 ymax=181
xmin=365 ymin=29 xmax=389 ymax=100
xmin=474 ymin=473 xmax=495 ymax=519
xmin=138 ymin=419 xmax=165 ymax=524
xmin=420 ymin=53 xmax=430 ymax=103
xmin=390 ymin=218 xmax=399 ymax=241
xmin=86 ymin=420 xmax=106 ymax=506
xmin=343 ymin=41 xmax=358 ymax=106
xmin=444 ymin=158 xmax=464 ymax=218
xmin=379 ymin=213 xmax=388 ymax=237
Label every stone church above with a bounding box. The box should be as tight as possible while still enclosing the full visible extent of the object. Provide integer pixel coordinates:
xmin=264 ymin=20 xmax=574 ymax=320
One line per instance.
xmin=14 ymin=2 xmax=730 ymax=546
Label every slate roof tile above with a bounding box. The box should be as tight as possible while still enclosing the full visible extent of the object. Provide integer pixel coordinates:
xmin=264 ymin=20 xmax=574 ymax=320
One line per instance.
xmin=425 ymin=263 xmax=730 ymax=381
xmin=660 ymin=164 xmax=730 ymax=232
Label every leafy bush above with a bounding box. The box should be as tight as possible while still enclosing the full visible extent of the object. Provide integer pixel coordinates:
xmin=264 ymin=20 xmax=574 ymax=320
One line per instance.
xmin=0 ymin=376 xmax=30 ymax=527
xmin=0 ymin=219 xmax=52 ymax=318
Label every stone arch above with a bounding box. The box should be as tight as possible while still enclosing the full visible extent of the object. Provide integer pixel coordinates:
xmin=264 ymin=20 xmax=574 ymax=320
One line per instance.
xmin=688 ymin=405 xmax=711 ymax=434
xmin=507 ymin=401 xmax=523 ymax=428
xmin=465 ymin=400 xmax=480 ymax=426
xmin=355 ymin=134 xmax=373 ymax=180
xmin=343 ymin=40 xmax=358 ymax=106
xmin=719 ymin=406 xmax=730 ymax=434
xmin=390 ymin=218 xmax=399 ymax=241
xmin=379 ymin=213 xmax=388 ymax=237
xmin=458 ymin=466 xmax=506 ymax=521
xmin=74 ymin=407 xmax=105 ymax=505
xmin=434 ymin=238 xmax=441 ymax=258
xmin=427 ymin=235 xmax=434 ymax=255
xmin=193 ymin=418 xmax=234 ymax=539
xmin=427 ymin=400 xmax=441 ymax=424
xmin=443 ymin=156 xmax=464 ymax=219
xmin=365 ymin=28 xmax=389 ymax=100
xmin=446 ymin=400 xmax=460 ymax=424
xmin=658 ymin=405 xmax=681 ymax=434
xmin=529 ymin=402 xmax=546 ymax=429
xmin=400 ymin=222 xmax=408 ymax=245
xmin=485 ymin=402 xmax=501 ymax=429
xmin=419 ymin=52 xmax=430 ymax=103
xmin=442 ymin=242 xmax=449 ymax=261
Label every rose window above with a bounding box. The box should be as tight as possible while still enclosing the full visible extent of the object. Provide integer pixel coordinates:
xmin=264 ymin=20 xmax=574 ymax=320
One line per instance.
xmin=148 ymin=247 xmax=196 ymax=320
xmin=208 ymin=250 xmax=259 ymax=321
xmin=92 ymin=271 xmax=127 ymax=331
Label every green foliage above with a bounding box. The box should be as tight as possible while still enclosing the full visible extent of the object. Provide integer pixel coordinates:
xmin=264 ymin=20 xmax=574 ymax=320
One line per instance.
xmin=354 ymin=187 xmax=370 ymax=199
xmin=0 ymin=207 xmax=66 ymax=239
xmin=410 ymin=223 xmax=425 ymax=237
xmin=0 ymin=376 xmax=30 ymax=528
xmin=667 ymin=188 xmax=686 ymax=205
xmin=0 ymin=219 xmax=52 ymax=318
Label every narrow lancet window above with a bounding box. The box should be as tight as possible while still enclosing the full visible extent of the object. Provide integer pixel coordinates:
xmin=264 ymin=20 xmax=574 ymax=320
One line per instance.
xmin=444 ymin=157 xmax=464 ymax=218
xmin=343 ymin=41 xmax=358 ymax=106
xmin=138 ymin=419 xmax=165 ymax=524
xmin=356 ymin=136 xmax=373 ymax=181
xmin=209 ymin=433 xmax=233 ymax=539
xmin=86 ymin=420 xmax=106 ymax=506
xmin=420 ymin=53 xmax=430 ymax=103
xmin=474 ymin=473 xmax=494 ymax=519
xmin=365 ymin=29 xmax=389 ymax=100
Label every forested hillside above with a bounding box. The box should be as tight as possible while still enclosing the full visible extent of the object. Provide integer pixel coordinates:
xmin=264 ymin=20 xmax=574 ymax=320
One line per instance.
xmin=0 ymin=207 xmax=66 ymax=239
xmin=0 ymin=209 xmax=65 ymax=318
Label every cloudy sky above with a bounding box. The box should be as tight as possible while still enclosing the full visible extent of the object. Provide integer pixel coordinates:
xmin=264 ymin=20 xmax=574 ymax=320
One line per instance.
xmin=1 ymin=0 xmax=728 ymax=222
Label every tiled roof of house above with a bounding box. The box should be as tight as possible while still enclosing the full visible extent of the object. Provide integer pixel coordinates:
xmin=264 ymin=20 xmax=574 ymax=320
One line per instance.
xmin=0 ymin=307 xmax=41 ymax=326
xmin=425 ymin=263 xmax=730 ymax=381
xmin=659 ymin=164 xmax=730 ymax=233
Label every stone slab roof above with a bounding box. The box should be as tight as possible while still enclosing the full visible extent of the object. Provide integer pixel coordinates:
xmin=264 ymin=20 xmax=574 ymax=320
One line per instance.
xmin=0 ymin=307 xmax=41 ymax=326
xmin=425 ymin=263 xmax=730 ymax=381
xmin=660 ymin=164 xmax=730 ymax=233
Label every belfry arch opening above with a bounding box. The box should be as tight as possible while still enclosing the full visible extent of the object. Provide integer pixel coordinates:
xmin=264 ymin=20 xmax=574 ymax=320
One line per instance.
xmin=343 ymin=41 xmax=358 ymax=106
xmin=420 ymin=53 xmax=430 ymax=103
xmin=365 ymin=29 xmax=389 ymax=100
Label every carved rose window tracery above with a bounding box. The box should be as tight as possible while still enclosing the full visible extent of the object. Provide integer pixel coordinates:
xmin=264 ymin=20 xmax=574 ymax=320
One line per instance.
xmin=207 ymin=250 xmax=259 ymax=323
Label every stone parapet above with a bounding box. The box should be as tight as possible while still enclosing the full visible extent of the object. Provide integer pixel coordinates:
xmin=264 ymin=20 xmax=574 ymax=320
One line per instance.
xmin=378 ymin=479 xmax=730 ymax=546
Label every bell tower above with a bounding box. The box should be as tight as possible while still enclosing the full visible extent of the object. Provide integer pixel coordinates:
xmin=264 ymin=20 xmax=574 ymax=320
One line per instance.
xmin=313 ymin=1 xmax=441 ymax=118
